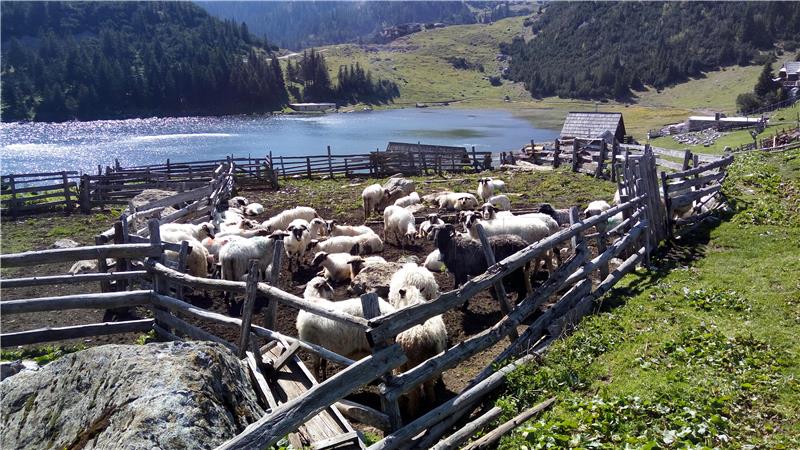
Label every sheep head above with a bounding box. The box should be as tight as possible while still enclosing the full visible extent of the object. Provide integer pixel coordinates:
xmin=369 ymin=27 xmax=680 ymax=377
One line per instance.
xmin=311 ymin=251 xmax=328 ymax=267
xmin=200 ymin=222 xmax=216 ymax=239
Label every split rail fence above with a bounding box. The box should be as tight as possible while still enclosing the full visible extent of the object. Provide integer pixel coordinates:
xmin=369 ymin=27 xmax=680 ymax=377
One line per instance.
xmin=0 ymin=147 xmax=738 ymax=449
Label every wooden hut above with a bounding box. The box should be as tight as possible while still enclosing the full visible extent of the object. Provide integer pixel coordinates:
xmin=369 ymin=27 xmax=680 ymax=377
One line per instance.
xmin=560 ymin=112 xmax=626 ymax=143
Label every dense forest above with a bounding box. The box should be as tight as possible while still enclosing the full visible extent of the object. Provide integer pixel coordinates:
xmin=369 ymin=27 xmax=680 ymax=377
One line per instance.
xmin=198 ymin=1 xmax=525 ymax=50
xmin=0 ymin=1 xmax=400 ymax=122
xmin=502 ymin=2 xmax=800 ymax=100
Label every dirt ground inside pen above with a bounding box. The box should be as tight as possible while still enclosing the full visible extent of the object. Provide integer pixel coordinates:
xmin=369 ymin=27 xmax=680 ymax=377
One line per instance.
xmin=0 ymin=169 xmax=614 ymax=426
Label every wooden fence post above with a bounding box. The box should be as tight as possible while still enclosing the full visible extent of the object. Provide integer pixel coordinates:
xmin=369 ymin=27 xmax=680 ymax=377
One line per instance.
xmin=280 ymin=155 xmax=286 ymax=178
xmin=595 ymin=141 xmax=608 ymax=179
xmin=471 ymin=146 xmax=478 ymax=172
xmin=8 ymin=175 xmax=18 ymax=220
xmin=79 ymin=175 xmax=91 ymax=214
xmin=113 ymin=220 xmax=129 ymax=293
xmin=474 ymin=223 xmax=519 ymax=340
xmin=420 ymin=149 xmax=428 ymax=174
xmin=682 ymin=150 xmax=692 ymax=171
xmin=61 ymin=171 xmax=74 ymax=213
xmin=95 ymin=235 xmax=111 ymax=293
xmin=327 ymin=145 xmax=334 ymax=179
xmin=660 ymin=171 xmax=673 ymax=241
xmin=176 ymin=240 xmax=190 ymax=299
xmin=530 ymin=139 xmax=538 ymax=165
xmin=306 ymin=157 xmax=312 ymax=179
xmin=362 ymin=292 xmax=403 ymax=431
xmin=571 ymin=140 xmax=580 ymax=173
xmin=238 ymin=259 xmax=261 ymax=358
xmin=610 ymin=141 xmax=619 ymax=181
xmin=553 ymin=140 xmax=561 ymax=168
xmin=263 ymin=236 xmax=285 ymax=331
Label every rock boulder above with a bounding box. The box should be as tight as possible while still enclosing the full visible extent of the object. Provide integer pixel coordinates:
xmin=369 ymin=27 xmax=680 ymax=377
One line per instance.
xmin=0 ymin=341 xmax=264 ymax=450
xmin=349 ymin=262 xmax=405 ymax=298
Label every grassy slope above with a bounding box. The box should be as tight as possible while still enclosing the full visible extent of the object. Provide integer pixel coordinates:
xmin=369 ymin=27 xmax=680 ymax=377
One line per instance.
xmin=492 ymin=149 xmax=800 ymax=448
xmin=319 ymin=16 xmax=789 ymax=144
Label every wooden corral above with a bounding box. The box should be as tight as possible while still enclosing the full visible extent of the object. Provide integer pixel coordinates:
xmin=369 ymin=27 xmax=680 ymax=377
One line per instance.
xmin=0 ymin=146 xmax=739 ymax=449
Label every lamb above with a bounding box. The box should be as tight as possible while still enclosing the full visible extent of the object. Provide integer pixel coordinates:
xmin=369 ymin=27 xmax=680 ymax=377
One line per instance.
xmin=245 ymin=203 xmax=265 ymax=216
xmin=436 ymin=192 xmax=479 ymax=210
xmin=160 ymin=222 xmax=215 ymax=242
xmin=219 ymin=236 xmax=278 ymax=282
xmin=584 ymin=200 xmax=611 ymax=218
xmin=477 ymin=177 xmax=506 ymax=201
xmin=347 ymin=255 xmax=388 ymax=279
xmin=394 ymin=191 xmax=421 ymax=208
xmin=433 ymin=224 xmax=531 ymax=308
xmin=262 ymin=206 xmax=318 ymax=232
xmin=480 ymin=203 xmax=513 ymax=220
xmin=353 ymin=232 xmax=384 ymax=254
xmin=326 ymin=220 xmax=374 ymax=237
xmin=303 ymin=276 xmax=334 ymax=301
xmin=387 ymin=263 xmax=440 ymax=307
xmin=297 ymin=292 xmax=395 ymax=380
xmin=424 ymin=250 xmax=446 ymax=272
xmin=307 ymin=236 xmax=361 ymax=255
xmin=362 ymin=184 xmax=387 ymax=220
xmin=201 ymin=235 xmax=244 ymax=262
xmin=383 ymin=205 xmax=416 ymax=248
xmin=538 ymin=203 xmax=572 ymax=226
xmin=308 ymin=218 xmax=327 ymax=239
xmin=285 ymin=219 xmax=311 ymax=270
xmin=311 ymin=251 xmax=358 ymax=284
xmin=418 ymin=213 xmax=444 ymax=240
xmin=393 ymin=286 xmax=447 ymax=416
xmin=228 ymin=196 xmax=249 ymax=208
xmin=165 ymin=242 xmax=211 ymax=278
xmin=486 ymin=194 xmax=511 ymax=211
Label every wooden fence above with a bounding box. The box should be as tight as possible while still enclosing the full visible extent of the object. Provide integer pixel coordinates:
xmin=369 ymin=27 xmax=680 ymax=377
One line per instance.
xmin=0 ymin=147 xmax=740 ymax=449
xmin=1 ymin=171 xmax=79 ymax=218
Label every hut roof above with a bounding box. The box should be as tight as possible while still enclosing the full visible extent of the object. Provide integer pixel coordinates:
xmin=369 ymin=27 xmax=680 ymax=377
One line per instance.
xmin=780 ymin=61 xmax=800 ymax=74
xmin=560 ymin=112 xmax=625 ymax=140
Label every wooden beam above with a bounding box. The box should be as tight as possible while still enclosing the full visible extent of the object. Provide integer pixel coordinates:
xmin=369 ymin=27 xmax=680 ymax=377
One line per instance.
xmin=335 ymin=400 xmax=391 ymax=432
xmin=462 ymin=398 xmax=556 ymax=450
xmin=1 ymin=270 xmax=147 ymax=288
xmin=238 ymin=260 xmax=261 ymax=358
xmin=153 ymin=309 xmax=237 ymax=352
xmin=216 ymin=344 xmax=406 ymax=450
xmin=665 ymin=155 xmax=733 ymax=179
xmin=1 ymin=290 xmax=152 ymax=315
xmin=430 ymin=406 xmax=503 ymax=450
xmin=1 ymin=318 xmax=154 ymax=347
xmin=0 ymin=243 xmax=163 ymax=267
xmin=474 ymin=223 xmax=518 ymax=340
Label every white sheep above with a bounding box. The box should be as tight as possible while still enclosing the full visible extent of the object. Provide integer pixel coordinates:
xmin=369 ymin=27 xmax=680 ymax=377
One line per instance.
xmin=394 ymin=286 xmax=447 ymax=416
xmin=418 ymin=213 xmax=444 ymax=240
xmin=388 ymin=263 xmax=440 ymax=307
xmin=424 ymin=250 xmax=446 ymax=273
xmin=437 ymin=192 xmax=479 ymax=210
xmin=394 ymin=191 xmax=421 ymax=207
xmin=307 ymin=236 xmax=361 ymax=255
xmin=219 ymin=236 xmax=277 ymax=282
xmin=362 ymin=184 xmax=387 ymax=220
xmin=353 ymin=232 xmax=384 ymax=254
xmin=262 ymin=206 xmax=318 ymax=232
xmin=584 ymin=200 xmax=611 ymax=218
xmin=285 ymin=219 xmax=311 ymax=269
xmin=245 ymin=203 xmax=265 ymax=216
xmin=165 ymin=243 xmax=211 ymax=278
xmin=477 ymin=177 xmax=506 ymax=201
xmin=311 ymin=251 xmax=357 ymax=284
xmin=347 ymin=255 xmax=388 ymax=279
xmin=383 ymin=205 xmax=416 ymax=248
xmin=463 ymin=212 xmax=553 ymax=273
xmin=228 ymin=196 xmax=249 ymax=208
xmin=303 ymin=276 xmax=334 ymax=301
xmin=308 ymin=217 xmax=327 ymax=239
xmin=486 ymin=194 xmax=511 ymax=211
xmin=201 ymin=235 xmax=244 ymax=262
xmin=326 ymin=220 xmax=374 ymax=237
xmin=160 ymin=222 xmax=215 ymax=242
xmin=297 ymin=292 xmax=396 ymax=380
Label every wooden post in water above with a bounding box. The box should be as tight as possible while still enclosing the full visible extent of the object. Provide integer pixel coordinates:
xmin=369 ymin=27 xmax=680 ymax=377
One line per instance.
xmin=327 ymin=145 xmax=334 ymax=179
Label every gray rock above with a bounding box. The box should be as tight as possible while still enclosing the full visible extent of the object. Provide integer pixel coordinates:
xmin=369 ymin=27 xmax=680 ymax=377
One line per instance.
xmin=0 ymin=341 xmax=264 ymax=450
xmin=69 ymin=259 xmax=115 ymax=275
xmin=382 ymin=178 xmax=415 ymax=196
xmin=349 ymin=262 xmax=404 ymax=298
xmin=51 ymin=238 xmax=80 ymax=249
xmin=129 ymin=189 xmax=178 ymax=210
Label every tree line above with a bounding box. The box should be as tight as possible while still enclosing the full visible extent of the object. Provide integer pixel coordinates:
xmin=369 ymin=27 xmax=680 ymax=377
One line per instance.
xmin=0 ymin=2 xmax=397 ymax=122
xmin=501 ymin=2 xmax=800 ymax=101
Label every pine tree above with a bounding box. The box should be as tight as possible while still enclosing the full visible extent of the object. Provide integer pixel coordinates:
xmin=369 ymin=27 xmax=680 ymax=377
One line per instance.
xmin=754 ymin=62 xmax=777 ymax=98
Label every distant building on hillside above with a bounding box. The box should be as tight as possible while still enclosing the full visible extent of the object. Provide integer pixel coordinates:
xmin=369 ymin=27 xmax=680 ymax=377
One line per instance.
xmin=289 ymin=103 xmax=336 ymax=112
xmin=560 ymin=112 xmax=627 ymax=143
xmin=686 ymin=114 xmax=766 ymax=132
xmin=776 ymin=61 xmax=800 ymax=88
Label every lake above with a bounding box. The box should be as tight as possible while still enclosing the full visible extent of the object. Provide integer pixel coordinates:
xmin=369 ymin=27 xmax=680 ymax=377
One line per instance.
xmin=0 ymin=108 xmax=558 ymax=175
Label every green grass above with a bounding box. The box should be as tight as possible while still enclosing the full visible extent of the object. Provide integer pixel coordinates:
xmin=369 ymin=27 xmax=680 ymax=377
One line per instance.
xmin=0 ymin=208 xmax=124 ymax=255
xmin=492 ymin=149 xmax=800 ymax=449
xmin=0 ymin=344 xmax=85 ymax=365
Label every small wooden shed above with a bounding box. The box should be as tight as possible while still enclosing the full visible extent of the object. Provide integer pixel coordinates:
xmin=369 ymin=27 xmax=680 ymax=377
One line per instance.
xmin=560 ymin=112 xmax=626 ymax=143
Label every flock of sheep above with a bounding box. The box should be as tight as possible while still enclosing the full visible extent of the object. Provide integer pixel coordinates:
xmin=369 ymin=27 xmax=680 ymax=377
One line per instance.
xmin=154 ymin=173 xmax=718 ymax=417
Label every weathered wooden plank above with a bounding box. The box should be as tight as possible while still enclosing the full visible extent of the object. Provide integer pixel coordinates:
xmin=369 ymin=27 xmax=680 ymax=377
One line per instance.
xmin=310 ymin=431 xmax=360 ymax=450
xmin=154 ymin=310 xmax=237 ymax=352
xmin=474 ymin=223 xmax=518 ymax=340
xmin=335 ymin=400 xmax=391 ymax=432
xmin=666 ymin=171 xmax=725 ymax=193
xmin=0 ymin=290 xmax=153 ymax=315
xmin=670 ymin=183 xmax=722 ymax=209
xmin=462 ymin=398 xmax=556 ymax=450
xmin=1 ymin=270 xmax=147 ymax=288
xmin=368 ymin=353 xmax=537 ymax=450
xmin=0 ymin=243 xmax=163 ymax=267
xmin=216 ymin=344 xmax=405 ymax=450
xmin=430 ymin=406 xmax=503 ymax=450
xmin=665 ymin=155 xmax=733 ymax=179
xmin=0 ymin=318 xmax=154 ymax=347
xmin=564 ymin=221 xmax=646 ymax=285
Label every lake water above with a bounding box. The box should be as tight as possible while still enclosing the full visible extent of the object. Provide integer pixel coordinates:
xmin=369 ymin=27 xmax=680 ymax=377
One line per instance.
xmin=0 ymin=108 xmax=558 ymax=175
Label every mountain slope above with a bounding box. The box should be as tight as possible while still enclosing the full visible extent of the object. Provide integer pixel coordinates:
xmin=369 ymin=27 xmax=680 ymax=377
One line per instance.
xmin=198 ymin=1 xmax=527 ymax=50
xmin=1 ymin=1 xmax=287 ymax=122
xmin=503 ymin=2 xmax=800 ymax=100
